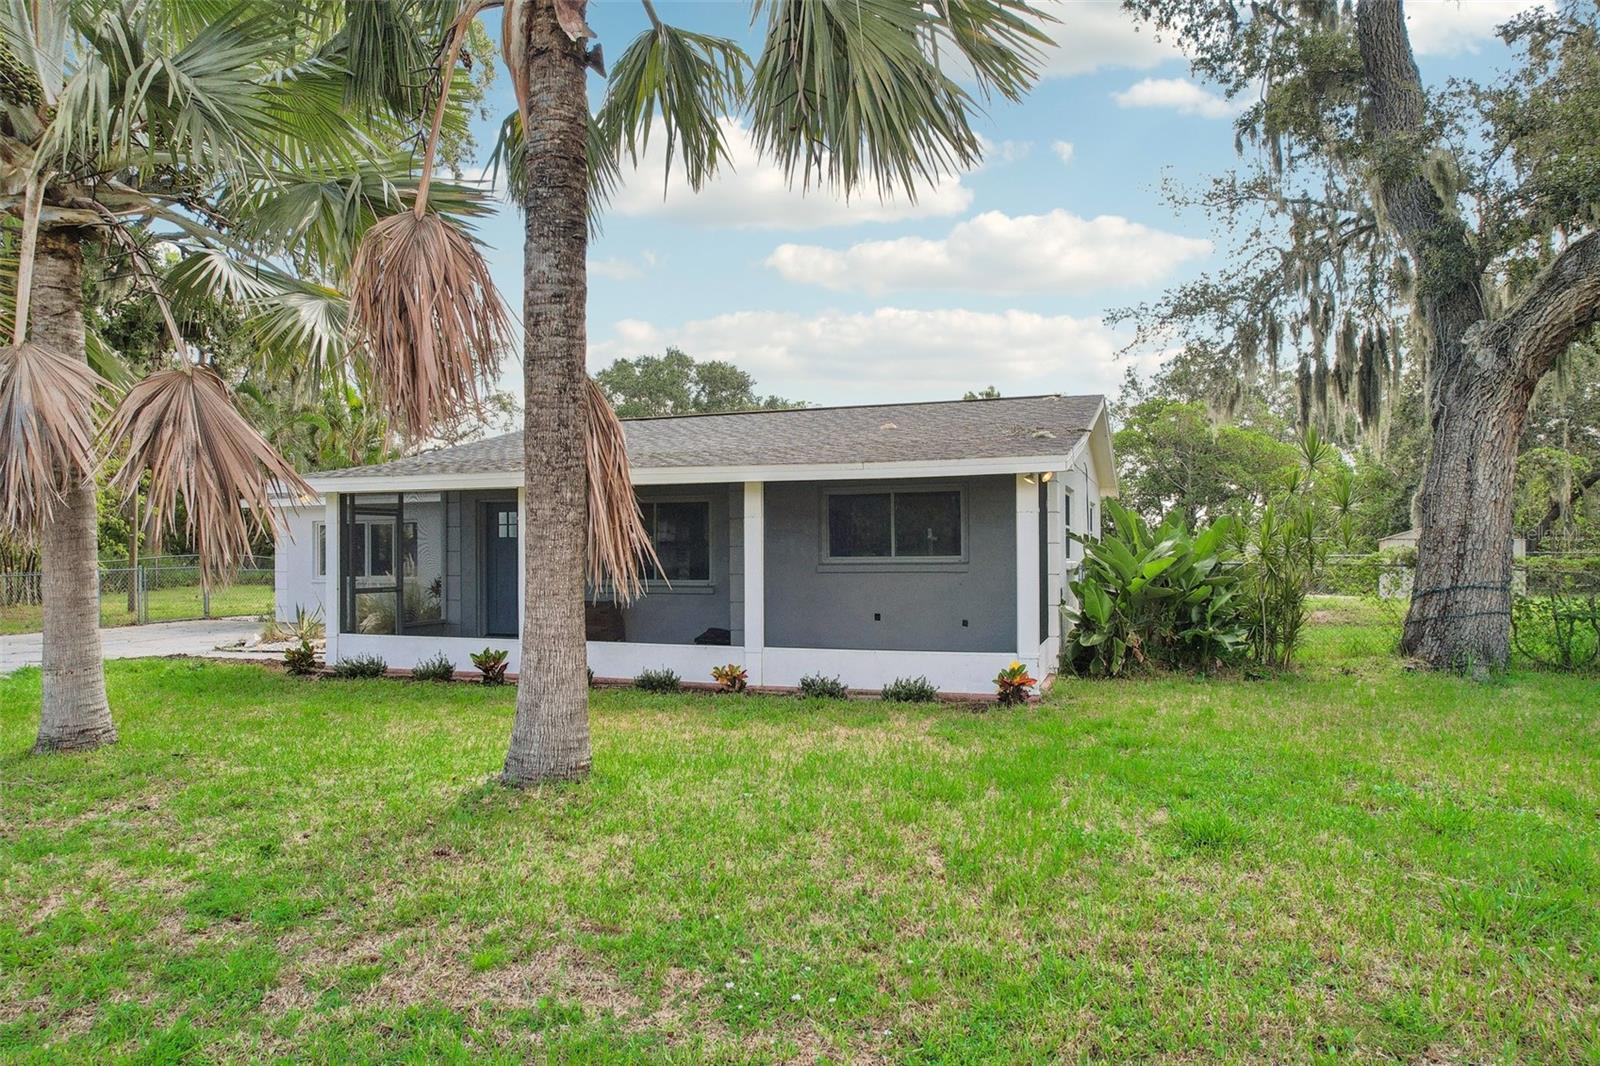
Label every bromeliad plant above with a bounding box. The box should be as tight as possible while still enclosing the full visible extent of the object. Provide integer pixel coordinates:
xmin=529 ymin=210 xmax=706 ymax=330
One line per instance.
xmin=993 ymin=661 xmax=1036 ymax=706
xmin=1064 ymin=499 xmax=1247 ymax=677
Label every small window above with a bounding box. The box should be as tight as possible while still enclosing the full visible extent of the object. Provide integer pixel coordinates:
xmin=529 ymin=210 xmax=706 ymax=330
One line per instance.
xmin=313 ymin=521 xmax=326 ymax=577
xmin=496 ymin=511 xmax=517 ymax=539
xmin=644 ymin=500 xmax=710 ymax=582
xmin=369 ymin=521 xmax=394 ymax=578
xmin=1063 ymin=492 xmax=1074 ymax=559
xmin=826 ymin=489 xmax=963 ymax=560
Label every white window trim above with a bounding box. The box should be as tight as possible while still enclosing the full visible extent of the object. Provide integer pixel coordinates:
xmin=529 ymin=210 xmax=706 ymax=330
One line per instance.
xmin=819 ymin=483 xmax=969 ymax=567
xmin=312 ymin=520 xmax=327 ymax=578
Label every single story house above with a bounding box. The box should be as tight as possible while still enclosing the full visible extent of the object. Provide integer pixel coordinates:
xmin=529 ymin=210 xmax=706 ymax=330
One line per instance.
xmin=275 ymin=394 xmax=1116 ymax=694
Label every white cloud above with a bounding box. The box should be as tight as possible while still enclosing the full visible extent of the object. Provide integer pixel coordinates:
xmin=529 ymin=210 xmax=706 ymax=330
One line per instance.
xmin=985 ymin=138 xmax=1035 ymax=164
xmin=1052 ymin=141 xmax=1075 ymax=166
xmin=610 ymin=118 xmax=973 ymax=230
xmin=1405 ymin=0 xmax=1549 ymax=56
xmin=591 ymin=308 xmax=1156 ymax=404
xmin=764 ymin=209 xmax=1210 ymax=296
xmin=1112 ymin=77 xmax=1239 ymax=119
xmin=1037 ymin=1 xmax=1184 ymax=76
xmin=588 ymin=251 xmax=656 ymax=282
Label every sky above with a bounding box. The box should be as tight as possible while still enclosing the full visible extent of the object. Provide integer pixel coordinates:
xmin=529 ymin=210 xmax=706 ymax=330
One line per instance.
xmin=460 ymin=0 xmax=1545 ymax=408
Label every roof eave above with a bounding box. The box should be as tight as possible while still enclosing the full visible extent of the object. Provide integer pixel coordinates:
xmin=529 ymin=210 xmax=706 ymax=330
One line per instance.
xmin=304 ymin=453 xmax=1078 ymax=496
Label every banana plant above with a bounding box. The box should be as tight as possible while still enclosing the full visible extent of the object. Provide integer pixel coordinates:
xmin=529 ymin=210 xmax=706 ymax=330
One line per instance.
xmin=1065 ymin=498 xmax=1246 ymax=676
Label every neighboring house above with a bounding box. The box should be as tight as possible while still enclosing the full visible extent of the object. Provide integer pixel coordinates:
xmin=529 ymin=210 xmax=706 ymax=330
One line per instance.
xmin=276 ymin=394 xmax=1116 ymax=693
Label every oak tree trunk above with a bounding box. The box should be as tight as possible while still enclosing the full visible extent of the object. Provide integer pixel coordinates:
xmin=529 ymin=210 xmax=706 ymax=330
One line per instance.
xmin=1356 ymin=0 xmax=1600 ymax=669
xmin=32 ymin=230 xmax=116 ymax=753
xmin=1400 ymin=338 xmax=1531 ymax=668
xmin=503 ymin=0 xmax=593 ymax=785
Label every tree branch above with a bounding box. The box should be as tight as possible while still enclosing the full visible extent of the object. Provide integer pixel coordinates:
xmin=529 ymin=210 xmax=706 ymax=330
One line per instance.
xmin=1484 ymin=231 xmax=1600 ymax=385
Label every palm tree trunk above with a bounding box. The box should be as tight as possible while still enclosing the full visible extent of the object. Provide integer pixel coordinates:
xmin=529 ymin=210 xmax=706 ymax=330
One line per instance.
xmin=32 ymin=229 xmax=116 ymax=753
xmin=503 ymin=0 xmax=592 ymax=785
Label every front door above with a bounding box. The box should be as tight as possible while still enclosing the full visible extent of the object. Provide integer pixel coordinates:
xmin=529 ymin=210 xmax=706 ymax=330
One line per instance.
xmin=484 ymin=503 xmax=519 ymax=638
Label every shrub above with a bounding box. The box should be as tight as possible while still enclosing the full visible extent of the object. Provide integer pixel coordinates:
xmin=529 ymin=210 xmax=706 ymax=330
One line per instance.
xmin=797 ymin=673 xmax=849 ymax=699
xmin=711 ymin=663 xmax=748 ymax=693
xmin=412 ymin=652 xmax=456 ymax=682
xmin=635 ymin=668 xmax=681 ymax=693
xmin=993 ymin=661 xmax=1036 ymax=706
xmin=1065 ymin=498 xmax=1246 ymax=677
xmin=471 ymin=647 xmax=509 ymax=685
xmin=1512 ymin=584 xmax=1600 ymax=671
xmin=331 ymin=654 xmax=387 ymax=679
xmin=283 ymin=639 xmax=318 ymax=676
xmin=881 ymin=675 xmax=938 ymax=702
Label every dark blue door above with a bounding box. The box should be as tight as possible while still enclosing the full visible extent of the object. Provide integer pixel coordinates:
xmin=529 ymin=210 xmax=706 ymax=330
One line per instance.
xmin=484 ymin=503 xmax=519 ymax=637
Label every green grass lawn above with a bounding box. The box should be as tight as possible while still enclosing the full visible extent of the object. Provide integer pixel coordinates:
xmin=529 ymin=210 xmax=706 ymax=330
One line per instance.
xmin=0 ymin=583 xmax=273 ymax=636
xmin=2 ymin=614 xmax=1597 ymax=1062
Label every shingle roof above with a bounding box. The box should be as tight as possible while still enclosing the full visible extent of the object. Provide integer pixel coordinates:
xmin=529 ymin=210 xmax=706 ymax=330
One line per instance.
xmin=310 ymin=394 xmax=1105 ymax=481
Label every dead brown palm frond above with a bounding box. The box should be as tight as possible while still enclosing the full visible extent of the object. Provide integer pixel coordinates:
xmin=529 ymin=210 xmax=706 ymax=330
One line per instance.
xmin=104 ymin=365 xmax=314 ymax=586
xmin=0 ymin=341 xmax=108 ymax=538
xmin=347 ymin=4 xmax=511 ymax=441
xmin=347 ymin=211 xmax=510 ymax=440
xmin=584 ymin=377 xmax=658 ymax=603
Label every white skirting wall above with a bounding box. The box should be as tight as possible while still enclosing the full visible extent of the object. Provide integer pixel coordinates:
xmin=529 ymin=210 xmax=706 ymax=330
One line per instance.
xmin=326 ymin=634 xmax=1022 ymax=695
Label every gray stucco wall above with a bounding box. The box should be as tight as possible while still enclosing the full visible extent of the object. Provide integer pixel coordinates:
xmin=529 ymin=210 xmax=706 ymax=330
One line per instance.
xmin=763 ymin=476 xmax=1017 ymax=653
xmin=610 ymin=483 xmax=733 ymax=645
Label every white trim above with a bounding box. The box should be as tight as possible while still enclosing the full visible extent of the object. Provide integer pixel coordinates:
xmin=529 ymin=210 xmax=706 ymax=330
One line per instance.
xmin=762 ymin=647 xmax=1015 ymax=695
xmin=1015 ymin=474 xmax=1040 ymax=660
xmin=743 ymin=481 xmax=765 ymax=686
xmin=324 ymin=493 xmax=340 ymax=663
xmin=304 ymin=454 xmax=1074 ymax=496
xmin=516 ymin=486 xmax=526 ymax=634
xmin=327 ymin=634 xmax=1013 ymax=695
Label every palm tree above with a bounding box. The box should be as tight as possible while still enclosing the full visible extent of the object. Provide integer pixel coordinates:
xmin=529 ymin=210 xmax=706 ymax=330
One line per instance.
xmin=0 ymin=1 xmax=492 ymax=752
xmin=343 ymin=0 xmax=1052 ymax=785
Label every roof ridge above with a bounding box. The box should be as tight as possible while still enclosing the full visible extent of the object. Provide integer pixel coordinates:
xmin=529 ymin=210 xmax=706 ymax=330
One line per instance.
xmin=617 ymin=393 xmax=1090 ymax=423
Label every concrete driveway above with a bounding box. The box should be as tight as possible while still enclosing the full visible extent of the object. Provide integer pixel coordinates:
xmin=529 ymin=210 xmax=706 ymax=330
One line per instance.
xmin=0 ymin=618 xmax=267 ymax=675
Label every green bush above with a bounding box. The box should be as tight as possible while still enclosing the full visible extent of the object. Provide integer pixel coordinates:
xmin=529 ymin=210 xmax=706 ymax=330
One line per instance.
xmin=283 ymin=639 xmax=318 ymax=676
xmin=412 ymin=652 xmax=456 ymax=682
xmin=797 ymin=673 xmax=849 ymax=699
xmin=881 ymin=675 xmax=938 ymax=702
xmin=471 ymin=647 xmax=509 ymax=685
xmin=1064 ymin=498 xmax=1245 ymax=676
xmin=635 ymin=668 xmax=681 ymax=693
xmin=331 ymin=654 xmax=387 ymax=679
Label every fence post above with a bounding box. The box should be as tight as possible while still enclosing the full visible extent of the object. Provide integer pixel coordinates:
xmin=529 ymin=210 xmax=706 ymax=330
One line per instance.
xmin=203 ymin=579 xmax=211 ymax=619
xmin=138 ymin=565 xmax=148 ymax=624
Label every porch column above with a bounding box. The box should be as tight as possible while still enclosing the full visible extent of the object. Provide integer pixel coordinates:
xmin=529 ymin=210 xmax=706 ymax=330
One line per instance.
xmin=743 ymin=481 xmax=765 ymax=685
xmin=323 ymin=492 xmax=340 ymax=664
xmin=517 ymin=485 xmax=527 ymax=631
xmin=1015 ymin=474 xmax=1040 ymax=667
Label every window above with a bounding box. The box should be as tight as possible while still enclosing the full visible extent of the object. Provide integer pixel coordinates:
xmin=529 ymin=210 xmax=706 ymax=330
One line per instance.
xmin=643 ymin=500 xmax=710 ymax=582
xmin=496 ymin=510 xmax=517 ymax=538
xmin=1063 ymin=492 xmax=1074 ymax=560
xmin=313 ymin=521 xmax=326 ymax=577
xmin=826 ymin=489 xmax=962 ymax=560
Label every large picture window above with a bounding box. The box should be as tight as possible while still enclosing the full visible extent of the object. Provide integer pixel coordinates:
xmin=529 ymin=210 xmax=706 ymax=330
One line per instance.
xmin=826 ymin=488 xmax=962 ymax=560
xmin=643 ymin=499 xmax=711 ymax=582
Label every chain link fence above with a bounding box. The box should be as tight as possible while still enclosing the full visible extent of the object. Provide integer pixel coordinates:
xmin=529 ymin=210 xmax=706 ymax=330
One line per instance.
xmin=0 ymin=555 xmax=274 ymax=634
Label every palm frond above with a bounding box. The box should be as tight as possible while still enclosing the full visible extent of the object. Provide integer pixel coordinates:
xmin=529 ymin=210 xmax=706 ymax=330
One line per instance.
xmin=0 ymin=341 xmax=107 ymax=538
xmin=747 ymin=0 xmax=1039 ymax=198
xmin=584 ymin=377 xmax=658 ymax=603
xmin=346 ymin=210 xmax=510 ymax=440
xmin=104 ymin=364 xmax=314 ymax=585
xmin=488 ymin=109 xmax=621 ymax=227
xmin=597 ymin=18 xmax=750 ymax=194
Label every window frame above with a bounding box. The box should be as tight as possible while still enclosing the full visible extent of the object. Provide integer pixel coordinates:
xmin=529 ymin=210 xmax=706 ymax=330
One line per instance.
xmin=819 ymin=483 xmax=968 ymax=567
xmin=640 ymin=495 xmax=715 ymax=590
xmin=313 ymin=520 xmax=327 ymax=578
